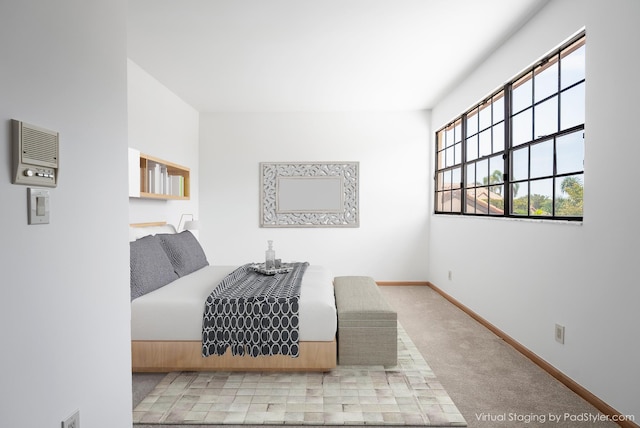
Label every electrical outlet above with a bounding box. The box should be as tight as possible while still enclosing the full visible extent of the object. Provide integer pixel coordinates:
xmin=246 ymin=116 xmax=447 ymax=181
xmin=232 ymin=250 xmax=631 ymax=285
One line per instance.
xmin=448 ymin=270 xmax=452 ymax=280
xmin=62 ymin=410 xmax=79 ymax=428
xmin=555 ymin=324 xmax=565 ymax=344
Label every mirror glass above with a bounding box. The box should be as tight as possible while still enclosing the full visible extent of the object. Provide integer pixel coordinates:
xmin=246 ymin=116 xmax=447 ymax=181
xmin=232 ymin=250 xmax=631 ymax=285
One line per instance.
xmin=277 ymin=177 xmax=343 ymax=212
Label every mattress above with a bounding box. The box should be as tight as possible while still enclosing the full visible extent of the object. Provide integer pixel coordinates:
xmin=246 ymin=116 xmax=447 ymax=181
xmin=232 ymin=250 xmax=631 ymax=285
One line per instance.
xmin=131 ymin=265 xmax=337 ymax=342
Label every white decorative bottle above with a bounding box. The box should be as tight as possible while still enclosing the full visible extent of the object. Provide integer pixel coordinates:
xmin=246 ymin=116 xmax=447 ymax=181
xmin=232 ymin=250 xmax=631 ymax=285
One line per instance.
xmin=265 ymin=240 xmax=275 ymax=269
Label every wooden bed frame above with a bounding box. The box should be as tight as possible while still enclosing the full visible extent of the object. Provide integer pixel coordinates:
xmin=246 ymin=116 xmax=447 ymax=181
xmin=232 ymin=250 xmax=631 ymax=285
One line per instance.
xmin=132 ymin=340 xmax=336 ymax=372
xmin=129 ymin=222 xmax=337 ymax=372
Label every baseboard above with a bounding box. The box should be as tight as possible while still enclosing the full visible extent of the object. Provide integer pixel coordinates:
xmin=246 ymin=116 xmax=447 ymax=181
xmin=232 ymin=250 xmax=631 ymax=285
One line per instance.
xmin=427 ymin=281 xmax=638 ymax=428
xmin=376 ymin=281 xmax=429 ymax=286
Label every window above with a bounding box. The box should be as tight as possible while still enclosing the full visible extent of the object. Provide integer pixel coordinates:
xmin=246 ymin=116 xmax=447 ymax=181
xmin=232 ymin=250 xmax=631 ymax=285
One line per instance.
xmin=435 ymin=32 xmax=585 ymax=220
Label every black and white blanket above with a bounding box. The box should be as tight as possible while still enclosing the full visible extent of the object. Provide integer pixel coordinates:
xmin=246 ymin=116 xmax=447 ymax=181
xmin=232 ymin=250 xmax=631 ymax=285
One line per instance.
xmin=202 ymin=262 xmax=309 ymax=358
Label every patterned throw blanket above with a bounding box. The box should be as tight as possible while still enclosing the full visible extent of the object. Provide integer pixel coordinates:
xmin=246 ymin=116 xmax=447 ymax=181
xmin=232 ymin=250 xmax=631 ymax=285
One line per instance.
xmin=202 ymin=262 xmax=309 ymax=358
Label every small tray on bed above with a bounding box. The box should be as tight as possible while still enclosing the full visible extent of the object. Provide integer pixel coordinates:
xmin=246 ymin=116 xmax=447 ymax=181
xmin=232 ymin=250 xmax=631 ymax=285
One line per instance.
xmin=249 ymin=263 xmax=294 ymax=275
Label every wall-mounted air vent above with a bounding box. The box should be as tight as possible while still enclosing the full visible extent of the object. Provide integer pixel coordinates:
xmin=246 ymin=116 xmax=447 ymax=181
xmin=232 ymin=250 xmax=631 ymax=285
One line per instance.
xmin=12 ymin=120 xmax=59 ymax=187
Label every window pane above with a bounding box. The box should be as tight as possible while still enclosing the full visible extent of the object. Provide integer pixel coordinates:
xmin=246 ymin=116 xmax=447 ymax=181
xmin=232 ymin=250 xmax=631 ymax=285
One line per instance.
xmin=451 ymin=167 xmax=461 ymax=189
xmin=511 ymin=147 xmax=528 ymax=181
xmin=444 ymin=146 xmax=453 ymax=167
xmin=445 ymin=126 xmax=454 ymax=147
xmin=467 ymin=108 xmax=478 ymax=136
xmin=443 ymin=169 xmax=451 ymax=188
xmin=511 ymin=182 xmax=528 ymax=215
xmin=534 ymin=59 xmax=559 ymax=103
xmin=511 ymin=181 xmax=525 ymax=200
xmin=476 ymin=186 xmax=490 ymax=213
xmin=488 ymin=156 xmax=504 ymax=204
xmin=512 ymin=72 xmax=532 ymax=113
xmin=453 ymin=188 xmax=463 ymax=212
xmin=454 ymin=120 xmax=462 ymax=143
xmin=436 ymin=129 xmax=445 ymax=151
xmin=465 ymin=188 xmax=476 ymax=214
xmin=489 ymin=155 xmax=503 ymax=184
xmin=436 ymin=190 xmax=451 ymax=212
xmin=454 ymin=142 xmax=462 ymax=165
xmin=476 ymin=159 xmax=488 ymax=186
xmin=488 ymin=185 xmax=504 ymax=214
xmin=493 ymin=122 xmax=505 ymax=153
xmin=437 ymin=171 xmax=444 ymax=191
xmin=466 ymin=163 xmax=476 ymax=187
xmin=530 ymin=178 xmax=553 ymax=216
xmin=479 ymin=103 xmax=491 ymax=130
xmin=530 ymin=140 xmax=553 ymax=178
xmin=555 ymin=174 xmax=583 ymax=217
xmin=493 ymin=92 xmax=504 ymax=124
xmin=534 ymin=96 xmax=558 ymax=138
xmin=479 ymin=128 xmax=491 ymax=157
xmin=561 ymin=82 xmax=585 ymax=130
xmin=556 ymin=130 xmax=584 ymax=175
xmin=512 ymin=108 xmax=533 ymax=146
xmin=466 ymin=135 xmax=478 ymax=161
xmin=561 ymin=40 xmax=585 ymax=89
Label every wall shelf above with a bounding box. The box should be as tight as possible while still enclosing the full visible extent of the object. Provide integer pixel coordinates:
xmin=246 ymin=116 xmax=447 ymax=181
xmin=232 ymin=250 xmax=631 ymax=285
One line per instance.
xmin=129 ymin=148 xmax=190 ymax=200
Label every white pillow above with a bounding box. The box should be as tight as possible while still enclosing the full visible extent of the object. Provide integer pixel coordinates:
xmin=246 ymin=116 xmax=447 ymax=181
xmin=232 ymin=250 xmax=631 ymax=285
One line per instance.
xmin=129 ymin=224 xmax=177 ymax=242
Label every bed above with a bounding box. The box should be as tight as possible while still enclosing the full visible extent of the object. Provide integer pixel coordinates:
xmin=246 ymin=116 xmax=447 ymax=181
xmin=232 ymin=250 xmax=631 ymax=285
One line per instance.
xmin=129 ymin=222 xmax=337 ymax=372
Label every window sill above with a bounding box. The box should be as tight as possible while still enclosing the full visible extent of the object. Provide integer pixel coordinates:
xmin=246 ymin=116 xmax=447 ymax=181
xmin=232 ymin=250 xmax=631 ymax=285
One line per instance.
xmin=432 ymin=213 xmax=583 ymax=226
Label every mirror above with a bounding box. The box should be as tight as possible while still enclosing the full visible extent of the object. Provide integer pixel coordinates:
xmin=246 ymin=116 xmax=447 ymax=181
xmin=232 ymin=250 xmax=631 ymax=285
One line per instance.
xmin=260 ymin=162 xmax=359 ymax=227
xmin=277 ymin=177 xmax=343 ymax=212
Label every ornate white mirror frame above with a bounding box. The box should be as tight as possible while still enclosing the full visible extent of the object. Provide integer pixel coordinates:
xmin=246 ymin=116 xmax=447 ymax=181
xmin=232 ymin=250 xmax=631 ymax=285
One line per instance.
xmin=260 ymin=162 xmax=359 ymax=228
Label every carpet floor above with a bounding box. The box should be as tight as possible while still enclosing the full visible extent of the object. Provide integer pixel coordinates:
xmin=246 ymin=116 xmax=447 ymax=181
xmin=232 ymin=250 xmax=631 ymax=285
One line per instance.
xmin=133 ymin=324 xmax=466 ymax=426
xmin=133 ymin=286 xmax=619 ymax=428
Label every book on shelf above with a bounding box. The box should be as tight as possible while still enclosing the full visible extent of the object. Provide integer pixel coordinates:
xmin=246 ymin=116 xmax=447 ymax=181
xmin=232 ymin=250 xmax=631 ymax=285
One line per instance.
xmin=145 ymin=161 xmax=185 ymax=197
xmin=169 ymin=175 xmax=183 ymax=197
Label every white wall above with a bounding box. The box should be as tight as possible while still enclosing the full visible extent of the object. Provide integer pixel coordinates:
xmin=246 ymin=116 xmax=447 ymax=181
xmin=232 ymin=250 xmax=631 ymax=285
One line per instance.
xmin=0 ymin=2 xmax=132 ymax=428
xmin=128 ymin=60 xmax=200 ymax=229
xmin=199 ymin=111 xmax=430 ymax=280
xmin=430 ymin=0 xmax=640 ymax=418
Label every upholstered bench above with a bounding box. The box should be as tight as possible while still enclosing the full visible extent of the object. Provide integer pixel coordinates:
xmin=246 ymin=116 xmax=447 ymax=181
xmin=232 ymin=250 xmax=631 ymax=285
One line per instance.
xmin=333 ymin=276 xmax=397 ymax=366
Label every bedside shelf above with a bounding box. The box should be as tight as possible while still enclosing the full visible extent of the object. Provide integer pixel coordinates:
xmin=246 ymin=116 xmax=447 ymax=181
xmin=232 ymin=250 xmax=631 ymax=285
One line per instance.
xmin=129 ymin=149 xmax=190 ymax=200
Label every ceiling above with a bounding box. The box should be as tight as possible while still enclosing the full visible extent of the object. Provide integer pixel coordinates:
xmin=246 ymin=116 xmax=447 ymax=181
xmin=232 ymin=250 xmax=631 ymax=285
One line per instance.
xmin=127 ymin=0 xmax=548 ymax=113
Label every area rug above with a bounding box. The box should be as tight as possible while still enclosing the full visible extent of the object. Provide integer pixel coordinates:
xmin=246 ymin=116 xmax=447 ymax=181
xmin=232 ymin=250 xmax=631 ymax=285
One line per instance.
xmin=133 ymin=323 xmax=467 ymax=426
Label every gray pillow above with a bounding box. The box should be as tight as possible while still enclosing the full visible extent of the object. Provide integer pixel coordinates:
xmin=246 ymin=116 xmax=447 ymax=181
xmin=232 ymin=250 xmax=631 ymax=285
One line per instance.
xmin=157 ymin=231 xmax=209 ymax=277
xmin=130 ymin=235 xmax=179 ymax=300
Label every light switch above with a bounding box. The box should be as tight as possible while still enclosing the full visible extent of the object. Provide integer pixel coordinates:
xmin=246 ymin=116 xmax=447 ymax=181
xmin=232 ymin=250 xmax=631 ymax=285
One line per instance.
xmin=28 ymin=187 xmax=50 ymax=225
xmin=36 ymin=196 xmax=45 ymax=216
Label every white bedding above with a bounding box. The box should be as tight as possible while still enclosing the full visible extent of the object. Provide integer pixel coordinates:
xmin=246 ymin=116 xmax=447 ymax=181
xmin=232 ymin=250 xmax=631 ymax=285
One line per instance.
xmin=131 ymin=264 xmax=337 ymax=342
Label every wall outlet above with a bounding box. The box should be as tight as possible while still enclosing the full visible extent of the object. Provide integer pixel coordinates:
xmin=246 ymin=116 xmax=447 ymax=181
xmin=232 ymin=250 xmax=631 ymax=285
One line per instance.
xmin=448 ymin=270 xmax=452 ymax=280
xmin=555 ymin=324 xmax=565 ymax=344
xmin=62 ymin=410 xmax=79 ymax=428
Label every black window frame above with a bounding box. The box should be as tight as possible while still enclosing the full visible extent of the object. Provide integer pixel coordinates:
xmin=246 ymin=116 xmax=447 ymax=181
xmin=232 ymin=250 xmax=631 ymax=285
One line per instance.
xmin=434 ymin=32 xmax=585 ymax=221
